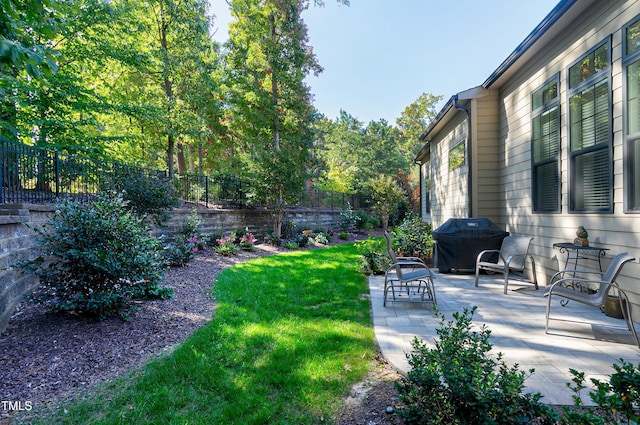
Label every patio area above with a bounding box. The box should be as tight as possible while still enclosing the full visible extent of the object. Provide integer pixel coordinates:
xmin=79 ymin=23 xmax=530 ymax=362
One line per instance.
xmin=369 ymin=270 xmax=640 ymax=406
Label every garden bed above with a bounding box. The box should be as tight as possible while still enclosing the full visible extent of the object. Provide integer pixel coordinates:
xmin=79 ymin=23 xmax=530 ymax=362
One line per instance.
xmin=1 ymin=231 xmax=402 ymax=424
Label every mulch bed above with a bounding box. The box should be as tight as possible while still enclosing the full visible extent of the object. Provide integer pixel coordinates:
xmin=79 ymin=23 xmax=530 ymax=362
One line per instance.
xmin=1 ymin=231 xmax=400 ymax=424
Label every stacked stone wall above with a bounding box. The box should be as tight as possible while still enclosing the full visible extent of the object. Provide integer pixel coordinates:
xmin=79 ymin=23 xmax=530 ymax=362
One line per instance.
xmin=0 ymin=204 xmax=348 ymax=332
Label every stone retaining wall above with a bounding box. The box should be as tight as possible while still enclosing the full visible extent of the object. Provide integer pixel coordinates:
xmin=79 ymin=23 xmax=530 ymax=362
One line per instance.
xmin=0 ymin=204 xmax=348 ymax=332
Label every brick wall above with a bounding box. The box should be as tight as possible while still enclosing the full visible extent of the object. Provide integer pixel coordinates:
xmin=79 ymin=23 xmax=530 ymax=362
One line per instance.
xmin=0 ymin=204 xmax=348 ymax=332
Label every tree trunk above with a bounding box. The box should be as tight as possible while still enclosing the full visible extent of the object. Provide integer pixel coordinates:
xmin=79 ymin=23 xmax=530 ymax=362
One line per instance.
xmin=159 ymin=4 xmax=175 ymax=179
xmin=167 ymin=134 xmax=174 ymax=179
xmin=177 ymin=143 xmax=186 ymax=174
xmin=270 ymin=14 xmax=280 ymax=151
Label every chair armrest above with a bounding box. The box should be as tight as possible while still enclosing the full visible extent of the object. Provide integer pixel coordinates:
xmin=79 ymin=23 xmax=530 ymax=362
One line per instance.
xmin=550 ymin=268 xmax=605 ymax=283
xmin=387 ymin=260 xmax=428 ymax=270
xmin=544 ymin=276 xmax=603 ymax=296
xmin=504 ymin=253 xmax=532 ymax=268
xmin=476 ymin=249 xmax=500 ymax=264
xmin=397 ymin=256 xmax=426 ymax=264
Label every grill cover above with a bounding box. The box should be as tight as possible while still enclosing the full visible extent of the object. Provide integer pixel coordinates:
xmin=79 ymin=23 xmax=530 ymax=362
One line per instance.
xmin=432 ymin=218 xmax=509 ymax=273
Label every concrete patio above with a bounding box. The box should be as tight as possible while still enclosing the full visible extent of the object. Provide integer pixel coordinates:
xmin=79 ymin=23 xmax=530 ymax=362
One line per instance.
xmin=369 ymin=270 xmax=640 ymax=406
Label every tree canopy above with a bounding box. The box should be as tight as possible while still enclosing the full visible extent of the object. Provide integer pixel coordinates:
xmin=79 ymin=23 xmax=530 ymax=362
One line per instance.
xmin=1 ymin=0 xmax=440 ymax=225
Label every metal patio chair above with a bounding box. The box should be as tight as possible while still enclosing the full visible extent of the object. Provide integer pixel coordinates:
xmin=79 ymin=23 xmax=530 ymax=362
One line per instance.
xmin=544 ymin=252 xmax=638 ymax=347
xmin=475 ymin=235 xmax=538 ymax=294
xmin=383 ymin=231 xmax=436 ymax=307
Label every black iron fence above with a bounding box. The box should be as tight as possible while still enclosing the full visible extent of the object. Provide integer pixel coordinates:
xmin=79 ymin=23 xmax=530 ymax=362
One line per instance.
xmin=0 ymin=139 xmax=371 ymax=210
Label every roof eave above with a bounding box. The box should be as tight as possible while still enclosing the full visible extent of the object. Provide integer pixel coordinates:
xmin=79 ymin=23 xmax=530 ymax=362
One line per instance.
xmin=482 ymin=0 xmax=577 ymax=88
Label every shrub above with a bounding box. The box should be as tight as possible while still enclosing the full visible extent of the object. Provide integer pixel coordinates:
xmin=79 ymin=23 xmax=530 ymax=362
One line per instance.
xmin=105 ymin=169 xmax=178 ymax=225
xmin=390 ymin=199 xmax=410 ymax=227
xmin=239 ymin=231 xmax=256 ymax=251
xmin=206 ymin=229 xmax=224 ymax=247
xmin=562 ymin=361 xmax=640 ymax=424
xmin=340 ymin=205 xmax=361 ymax=230
xmin=392 ymin=214 xmax=433 ymax=263
xmin=264 ymin=233 xmax=282 ymax=247
xmin=355 ymin=238 xmax=389 ymax=275
xmin=285 ymin=241 xmax=299 ymax=250
xmin=162 ymin=211 xmax=206 ymax=266
xmin=339 ymin=230 xmax=349 ymax=240
xmin=281 ymin=220 xmax=297 ymax=239
xmin=396 ymin=307 xmax=556 ymax=424
xmin=24 ymin=192 xmax=171 ymax=320
xmin=215 ymin=233 xmax=239 ymax=256
xmin=295 ymin=232 xmax=310 ymax=248
xmin=314 ymin=232 xmax=329 ymax=245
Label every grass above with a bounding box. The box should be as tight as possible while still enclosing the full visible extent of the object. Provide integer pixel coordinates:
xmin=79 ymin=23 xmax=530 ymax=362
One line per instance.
xmin=25 ymin=243 xmax=376 ymax=424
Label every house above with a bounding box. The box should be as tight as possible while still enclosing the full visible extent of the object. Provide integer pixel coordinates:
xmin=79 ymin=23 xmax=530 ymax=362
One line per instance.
xmin=415 ymin=0 xmax=640 ymax=314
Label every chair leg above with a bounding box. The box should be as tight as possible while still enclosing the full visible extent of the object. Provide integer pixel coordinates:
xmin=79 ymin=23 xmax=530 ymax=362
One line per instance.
xmin=503 ymin=269 xmax=509 ymax=295
xmin=618 ymin=289 xmax=640 ymax=347
xmin=529 ymin=255 xmax=538 ymax=290
xmin=430 ymin=278 xmax=437 ymax=306
xmin=383 ymin=276 xmax=396 ymax=307
xmin=475 ymin=266 xmax=480 ymax=287
xmin=545 ymin=293 xmax=552 ymax=334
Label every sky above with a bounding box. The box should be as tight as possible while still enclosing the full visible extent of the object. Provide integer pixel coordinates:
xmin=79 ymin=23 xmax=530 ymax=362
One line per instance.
xmin=209 ymin=0 xmax=560 ymax=124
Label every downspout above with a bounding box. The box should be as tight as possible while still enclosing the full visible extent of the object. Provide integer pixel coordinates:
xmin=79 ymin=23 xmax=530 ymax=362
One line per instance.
xmin=453 ymin=94 xmax=473 ymax=218
xmin=417 ymin=156 xmax=424 ymax=218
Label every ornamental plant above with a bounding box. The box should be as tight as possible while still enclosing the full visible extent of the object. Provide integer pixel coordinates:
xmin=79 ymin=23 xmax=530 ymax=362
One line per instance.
xmin=355 ymin=237 xmax=389 ymax=275
xmin=215 ymin=233 xmax=239 ymax=256
xmin=396 ymin=307 xmax=555 ymax=424
xmin=561 ymin=361 xmax=640 ymax=424
xmin=392 ymin=214 xmax=433 ymax=264
xmin=239 ymin=231 xmax=256 ymax=251
xmin=162 ymin=211 xmax=206 ymax=266
xmin=24 ymin=192 xmax=172 ymax=320
xmin=104 ymin=168 xmax=178 ymax=225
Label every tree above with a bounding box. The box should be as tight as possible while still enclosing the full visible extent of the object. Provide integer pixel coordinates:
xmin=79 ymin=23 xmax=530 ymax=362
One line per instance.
xmin=395 ymin=92 xmax=442 ymax=211
xmin=369 ymin=174 xmax=405 ymax=231
xmin=225 ymin=0 xmax=322 ymax=238
xmin=0 ymin=0 xmax=59 ymax=139
xmin=395 ymin=92 xmax=442 ymax=158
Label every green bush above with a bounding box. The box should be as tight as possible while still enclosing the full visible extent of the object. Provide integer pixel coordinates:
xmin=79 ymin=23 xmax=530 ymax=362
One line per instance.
xmin=562 ymin=361 xmax=640 ymax=424
xmin=25 ymin=192 xmax=172 ymax=320
xmin=162 ymin=211 xmax=206 ymax=266
xmin=285 ymin=241 xmax=298 ymax=250
xmin=338 ymin=230 xmax=349 ymax=240
xmin=297 ymin=229 xmax=314 ymax=247
xmin=392 ymin=214 xmax=433 ymax=263
xmin=281 ymin=220 xmax=297 ymax=239
xmin=396 ymin=307 xmax=555 ymax=424
xmin=215 ymin=233 xmax=239 ymax=256
xmin=355 ymin=210 xmax=375 ymax=229
xmin=355 ymin=237 xmax=389 ymax=275
xmin=340 ymin=206 xmax=361 ymax=230
xmin=105 ymin=169 xmax=178 ymax=224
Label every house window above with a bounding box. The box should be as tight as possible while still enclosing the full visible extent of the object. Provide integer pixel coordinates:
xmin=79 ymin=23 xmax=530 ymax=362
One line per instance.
xmin=449 ymin=141 xmax=465 ymax=170
xmin=625 ymin=16 xmax=640 ymax=211
xmin=531 ymin=76 xmax=560 ymax=212
xmin=568 ymin=40 xmax=612 ymax=212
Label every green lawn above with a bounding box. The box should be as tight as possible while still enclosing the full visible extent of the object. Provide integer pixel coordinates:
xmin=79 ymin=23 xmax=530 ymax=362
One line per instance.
xmin=28 ymin=243 xmax=376 ymax=424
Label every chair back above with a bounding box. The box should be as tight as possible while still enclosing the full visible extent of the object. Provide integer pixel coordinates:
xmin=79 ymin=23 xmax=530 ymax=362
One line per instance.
xmin=384 ymin=231 xmax=397 ymax=264
xmin=499 ymin=236 xmax=533 ymax=271
xmin=601 ymin=253 xmax=636 ymax=286
xmin=384 ymin=231 xmax=405 ymax=279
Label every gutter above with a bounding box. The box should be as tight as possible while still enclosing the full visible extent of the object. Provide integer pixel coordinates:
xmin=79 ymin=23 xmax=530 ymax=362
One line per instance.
xmin=482 ymin=0 xmax=575 ymax=88
xmin=453 ymin=94 xmax=473 ymax=218
xmin=415 ymin=97 xmax=455 ymax=164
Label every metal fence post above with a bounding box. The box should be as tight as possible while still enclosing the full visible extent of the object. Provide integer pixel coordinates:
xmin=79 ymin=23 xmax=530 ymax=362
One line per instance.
xmin=54 ymin=150 xmax=60 ymax=199
xmin=205 ymin=175 xmax=209 ymax=208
